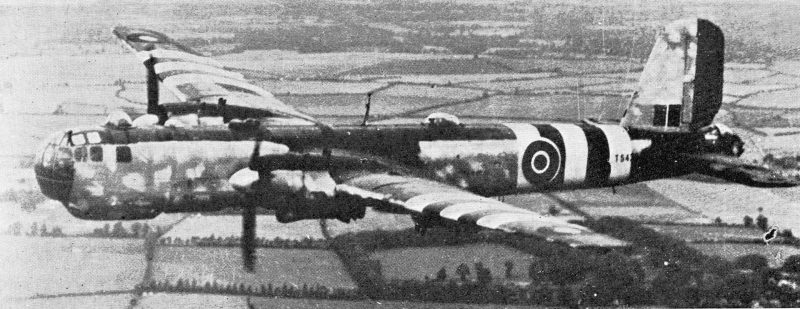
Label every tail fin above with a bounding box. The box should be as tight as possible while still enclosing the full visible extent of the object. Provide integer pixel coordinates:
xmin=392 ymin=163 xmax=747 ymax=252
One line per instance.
xmin=621 ymin=18 xmax=724 ymax=132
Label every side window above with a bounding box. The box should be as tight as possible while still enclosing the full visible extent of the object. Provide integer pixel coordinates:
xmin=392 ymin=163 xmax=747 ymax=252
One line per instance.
xmin=74 ymin=147 xmax=87 ymax=162
xmin=116 ymin=146 xmax=132 ymax=163
xmin=86 ymin=132 xmax=102 ymax=144
xmin=90 ymin=146 xmax=103 ymax=162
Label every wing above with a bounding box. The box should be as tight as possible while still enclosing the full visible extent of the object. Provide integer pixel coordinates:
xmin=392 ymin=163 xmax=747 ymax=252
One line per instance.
xmin=683 ymin=153 xmax=799 ymax=187
xmin=336 ymin=173 xmax=628 ymax=248
xmin=112 ymin=26 xmax=317 ymax=124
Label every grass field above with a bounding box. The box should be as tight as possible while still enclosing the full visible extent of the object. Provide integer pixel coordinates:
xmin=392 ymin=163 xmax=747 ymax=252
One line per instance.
xmin=646 ymin=175 xmax=800 ymax=232
xmin=724 ymin=69 xmax=774 ymax=84
xmin=256 ymin=80 xmax=386 ymax=95
xmin=163 ymin=214 xmax=326 ymax=241
xmin=6 ymin=294 xmax=134 ymax=309
xmin=487 ymin=57 xmax=643 ymax=74
xmin=138 ymin=293 xmax=537 ymax=308
xmin=378 ymin=84 xmax=485 ymax=100
xmin=689 ymin=243 xmax=800 ymax=268
xmin=151 ymin=247 xmax=356 ymax=290
xmin=279 ymin=94 xmax=454 ymax=117
xmin=323 ymin=209 xmax=415 ymax=238
xmin=463 ymin=76 xmax=614 ymax=93
xmin=644 ymin=224 xmax=765 ymax=242
xmin=0 ymin=236 xmax=144 ymax=300
xmin=737 ymin=88 xmax=800 ymax=109
xmin=218 ymin=51 xmax=473 ymax=78
xmin=722 ymin=83 xmax=794 ymax=98
xmin=423 ymin=94 xmax=626 ymax=121
xmin=339 ymin=58 xmax=512 ymax=76
xmin=369 ymin=243 xmax=538 ymax=283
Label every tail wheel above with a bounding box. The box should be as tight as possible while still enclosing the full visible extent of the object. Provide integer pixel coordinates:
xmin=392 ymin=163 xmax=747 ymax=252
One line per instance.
xmin=721 ymin=133 xmax=745 ymax=157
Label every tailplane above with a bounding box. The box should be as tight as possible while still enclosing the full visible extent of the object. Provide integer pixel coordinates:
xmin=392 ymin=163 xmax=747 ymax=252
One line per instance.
xmin=622 ymin=18 xmax=724 ymax=132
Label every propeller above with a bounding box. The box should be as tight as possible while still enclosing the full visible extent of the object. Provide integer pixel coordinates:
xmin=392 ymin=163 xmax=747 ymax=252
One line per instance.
xmin=242 ymin=135 xmax=263 ymax=273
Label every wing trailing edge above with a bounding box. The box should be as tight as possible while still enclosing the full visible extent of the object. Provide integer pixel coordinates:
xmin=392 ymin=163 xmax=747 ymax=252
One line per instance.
xmin=339 ymin=174 xmax=629 ymax=248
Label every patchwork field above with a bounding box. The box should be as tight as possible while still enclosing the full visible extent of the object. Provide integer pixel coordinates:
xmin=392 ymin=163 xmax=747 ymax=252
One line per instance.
xmin=151 ymin=247 xmax=356 ymax=290
xmin=138 ymin=293 xmax=532 ymax=309
xmin=3 ymin=2 xmax=800 ymax=306
xmin=369 ymin=244 xmax=538 ymax=283
xmin=323 ymin=209 xmax=415 ymax=238
xmin=423 ymin=94 xmax=626 ymax=120
xmin=689 ymin=243 xmax=800 ymax=268
xmin=0 ymin=236 xmax=144 ymax=300
xmin=644 ymin=224 xmax=765 ymax=242
xmin=646 ymin=175 xmax=800 ymax=232
xmin=163 ymin=214 xmax=326 ymax=241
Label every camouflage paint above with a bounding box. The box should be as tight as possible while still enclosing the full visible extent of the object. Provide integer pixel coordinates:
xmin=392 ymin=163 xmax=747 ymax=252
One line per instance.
xmin=68 ymin=141 xmax=288 ymax=217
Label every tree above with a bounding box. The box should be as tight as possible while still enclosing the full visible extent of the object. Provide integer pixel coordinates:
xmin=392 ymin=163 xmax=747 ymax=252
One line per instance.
xmin=39 ymin=223 xmax=48 ymax=237
xmin=102 ymin=223 xmax=111 ymax=236
xmin=142 ymin=223 xmax=152 ymax=237
xmin=756 ymin=214 xmax=768 ymax=231
xmin=475 ymin=262 xmax=492 ymax=285
xmin=8 ymin=222 xmax=22 ymax=235
xmin=436 ymin=267 xmax=447 ymax=281
xmin=581 ymin=252 xmax=647 ymax=305
xmin=51 ymin=226 xmax=64 ymax=237
xmin=504 ymin=260 xmax=514 ymax=279
xmin=743 ymin=215 xmax=753 ymax=227
xmin=783 ymin=255 xmax=800 ymax=272
xmin=733 ymin=254 xmax=769 ymax=272
xmin=131 ymin=222 xmax=142 ymax=237
xmin=456 ymin=263 xmax=471 ymax=281
xmin=29 ymin=222 xmax=38 ymax=236
xmin=111 ymin=222 xmax=128 ymax=237
xmin=723 ymin=273 xmax=763 ymax=305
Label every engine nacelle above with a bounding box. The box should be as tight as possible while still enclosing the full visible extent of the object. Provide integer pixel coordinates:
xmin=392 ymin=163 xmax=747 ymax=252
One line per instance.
xmin=274 ymin=192 xmax=366 ymax=223
xmin=64 ymin=199 xmax=161 ymax=220
xmin=268 ymin=170 xmax=366 ymax=223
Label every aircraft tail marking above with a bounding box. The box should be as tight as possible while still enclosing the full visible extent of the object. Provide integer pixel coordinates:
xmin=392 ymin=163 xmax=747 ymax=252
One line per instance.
xmin=622 ymin=18 xmax=724 ymax=132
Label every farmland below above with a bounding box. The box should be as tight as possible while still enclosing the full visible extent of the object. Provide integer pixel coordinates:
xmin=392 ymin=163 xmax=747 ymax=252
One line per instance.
xmin=2 ymin=0 xmax=800 ymax=307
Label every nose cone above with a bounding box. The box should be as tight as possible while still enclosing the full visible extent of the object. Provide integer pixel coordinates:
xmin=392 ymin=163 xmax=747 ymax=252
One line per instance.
xmin=34 ymin=161 xmax=74 ymax=203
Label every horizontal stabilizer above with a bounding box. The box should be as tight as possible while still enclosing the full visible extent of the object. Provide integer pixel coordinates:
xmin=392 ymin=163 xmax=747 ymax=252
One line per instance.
xmin=684 ymin=153 xmax=799 ymax=187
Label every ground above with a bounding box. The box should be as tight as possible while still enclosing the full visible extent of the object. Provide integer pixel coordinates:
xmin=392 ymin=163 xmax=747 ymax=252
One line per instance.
xmin=2 ymin=0 xmax=800 ymax=307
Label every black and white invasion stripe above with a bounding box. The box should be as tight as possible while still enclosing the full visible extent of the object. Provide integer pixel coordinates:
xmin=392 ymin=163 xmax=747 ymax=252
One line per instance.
xmin=505 ymin=122 xmax=632 ymax=188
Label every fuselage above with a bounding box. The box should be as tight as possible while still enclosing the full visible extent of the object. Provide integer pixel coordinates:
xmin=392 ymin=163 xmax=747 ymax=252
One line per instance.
xmin=34 ymin=119 xmax=685 ymax=220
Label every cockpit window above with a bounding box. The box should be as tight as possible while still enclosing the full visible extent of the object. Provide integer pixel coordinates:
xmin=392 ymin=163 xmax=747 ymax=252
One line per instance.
xmin=71 ymin=133 xmax=87 ymax=146
xmin=86 ymin=132 xmax=102 ymax=144
xmin=90 ymin=146 xmax=103 ymax=162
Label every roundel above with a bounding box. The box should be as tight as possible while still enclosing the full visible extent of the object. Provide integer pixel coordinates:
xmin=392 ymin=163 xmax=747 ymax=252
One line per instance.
xmin=521 ymin=139 xmax=561 ymax=184
xmin=127 ymin=32 xmax=166 ymax=44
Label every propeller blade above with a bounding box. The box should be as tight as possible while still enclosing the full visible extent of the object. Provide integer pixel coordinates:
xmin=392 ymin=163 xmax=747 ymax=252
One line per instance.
xmin=249 ymin=139 xmax=261 ymax=171
xmin=242 ymin=196 xmax=257 ymax=272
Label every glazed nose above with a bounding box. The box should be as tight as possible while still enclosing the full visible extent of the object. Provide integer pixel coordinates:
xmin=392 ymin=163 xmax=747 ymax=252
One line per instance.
xmin=34 ymin=148 xmax=75 ymax=204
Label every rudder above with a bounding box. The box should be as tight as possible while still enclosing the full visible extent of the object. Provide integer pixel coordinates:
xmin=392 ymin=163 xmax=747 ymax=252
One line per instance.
xmin=621 ymin=18 xmax=724 ymax=132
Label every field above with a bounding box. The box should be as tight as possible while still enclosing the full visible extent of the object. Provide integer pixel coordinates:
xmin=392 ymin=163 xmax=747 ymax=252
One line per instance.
xmin=0 ymin=236 xmax=144 ymax=299
xmin=645 ymin=175 xmax=800 ymax=231
xmin=369 ymin=244 xmax=538 ymax=283
xmin=689 ymin=243 xmax=800 ymax=268
xmin=138 ymin=293 xmax=537 ymax=309
xmin=3 ymin=0 xmax=800 ymax=307
xmin=151 ymin=247 xmax=356 ymax=290
xmin=644 ymin=224 xmax=764 ymax=242
xmin=163 ymin=215 xmax=326 ymax=241
xmin=424 ymin=94 xmax=627 ymax=120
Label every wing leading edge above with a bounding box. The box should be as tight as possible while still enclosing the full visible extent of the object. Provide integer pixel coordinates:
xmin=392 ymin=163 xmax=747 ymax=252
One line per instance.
xmin=112 ymin=26 xmax=317 ymax=124
xmin=337 ymin=174 xmax=629 ymax=248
